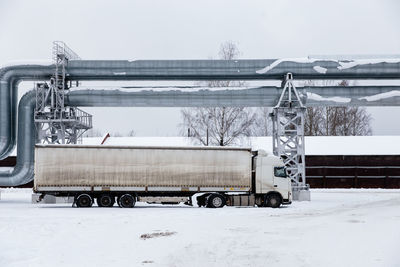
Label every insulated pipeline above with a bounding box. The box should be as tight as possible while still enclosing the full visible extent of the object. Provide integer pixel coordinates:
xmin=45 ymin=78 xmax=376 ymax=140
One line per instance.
xmin=0 ymin=90 xmax=36 ymax=186
xmin=67 ymin=86 xmax=400 ymax=107
xmin=0 ymin=65 xmax=53 ymax=159
xmin=65 ymin=59 xmax=400 ymax=80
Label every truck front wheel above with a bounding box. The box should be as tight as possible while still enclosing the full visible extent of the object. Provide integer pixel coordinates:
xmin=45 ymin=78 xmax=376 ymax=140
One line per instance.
xmin=76 ymin=194 xmax=93 ymax=208
xmin=118 ymin=194 xmax=136 ymax=208
xmin=265 ymin=194 xmax=282 ymax=208
xmin=206 ymin=194 xmax=226 ymax=208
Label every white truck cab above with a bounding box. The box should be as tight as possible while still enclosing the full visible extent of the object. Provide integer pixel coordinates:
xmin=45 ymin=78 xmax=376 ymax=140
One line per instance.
xmin=255 ymin=150 xmax=292 ymax=204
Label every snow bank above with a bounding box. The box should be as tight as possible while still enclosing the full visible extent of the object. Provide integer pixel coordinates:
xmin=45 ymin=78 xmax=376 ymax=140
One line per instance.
xmin=359 ymin=90 xmax=400 ymax=102
xmin=306 ymin=92 xmax=351 ymax=103
xmin=256 ymin=57 xmax=335 ymax=74
xmin=313 ymin=66 xmax=327 ymax=74
xmin=254 ymin=57 xmax=400 ymax=74
xmin=337 ymin=58 xmax=400 ymax=70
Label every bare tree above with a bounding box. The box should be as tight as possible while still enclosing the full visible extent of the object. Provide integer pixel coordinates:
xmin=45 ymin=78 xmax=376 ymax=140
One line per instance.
xmin=218 ymin=41 xmax=241 ymax=60
xmin=331 ymin=106 xmax=372 ymax=136
xmin=251 ymin=107 xmax=272 ymax=136
xmin=182 ymin=107 xmax=256 ymax=146
xmin=83 ymin=128 xmax=103 ymax=137
xmin=181 ymin=41 xmax=257 ymax=146
xmin=127 ymin=129 xmax=136 ymax=137
xmin=304 ymin=106 xmax=324 ymax=136
xmin=304 ymin=80 xmax=372 ymax=136
xmin=206 ymin=41 xmax=245 ymax=88
xmin=112 ymin=131 xmax=123 ymax=137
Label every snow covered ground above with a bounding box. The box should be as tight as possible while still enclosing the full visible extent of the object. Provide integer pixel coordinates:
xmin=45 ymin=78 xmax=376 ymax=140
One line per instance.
xmin=0 ymin=189 xmax=399 ymax=267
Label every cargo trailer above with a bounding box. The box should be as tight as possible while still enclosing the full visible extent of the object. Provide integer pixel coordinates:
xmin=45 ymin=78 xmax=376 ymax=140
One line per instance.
xmin=34 ymin=145 xmax=292 ymax=208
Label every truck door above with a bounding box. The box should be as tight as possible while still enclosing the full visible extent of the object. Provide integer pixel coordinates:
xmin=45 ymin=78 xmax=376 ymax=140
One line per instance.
xmin=273 ymin=166 xmax=289 ymax=192
xmin=255 ymin=156 xmax=275 ymax=194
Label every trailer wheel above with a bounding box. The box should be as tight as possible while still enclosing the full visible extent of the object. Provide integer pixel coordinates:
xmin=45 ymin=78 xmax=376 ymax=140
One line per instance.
xmin=118 ymin=194 xmax=136 ymax=208
xmin=206 ymin=194 xmax=226 ymax=208
xmin=97 ymin=194 xmax=115 ymax=207
xmin=265 ymin=194 xmax=282 ymax=208
xmin=76 ymin=194 xmax=93 ymax=208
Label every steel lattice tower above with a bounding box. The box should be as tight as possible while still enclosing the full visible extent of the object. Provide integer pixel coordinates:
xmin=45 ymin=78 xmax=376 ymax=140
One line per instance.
xmin=271 ymin=73 xmax=310 ymax=199
xmin=34 ymin=41 xmax=92 ymax=144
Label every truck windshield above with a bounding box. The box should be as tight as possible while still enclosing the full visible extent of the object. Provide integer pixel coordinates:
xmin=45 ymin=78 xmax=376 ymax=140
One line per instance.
xmin=274 ymin=167 xmax=287 ymax=178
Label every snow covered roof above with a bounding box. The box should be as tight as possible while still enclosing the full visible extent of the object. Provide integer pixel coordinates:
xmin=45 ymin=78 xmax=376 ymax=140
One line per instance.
xmin=6 ymin=135 xmax=398 ymax=157
xmin=304 ymin=136 xmax=400 ymax=156
xmin=80 ymin=136 xmax=400 ymax=156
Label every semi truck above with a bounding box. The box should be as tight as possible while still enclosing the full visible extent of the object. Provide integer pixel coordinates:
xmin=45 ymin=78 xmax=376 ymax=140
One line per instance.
xmin=34 ymin=145 xmax=292 ymax=208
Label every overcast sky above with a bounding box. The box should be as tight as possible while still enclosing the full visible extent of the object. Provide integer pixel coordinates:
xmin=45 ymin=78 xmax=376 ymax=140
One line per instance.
xmin=1 ymin=0 xmax=400 ymax=136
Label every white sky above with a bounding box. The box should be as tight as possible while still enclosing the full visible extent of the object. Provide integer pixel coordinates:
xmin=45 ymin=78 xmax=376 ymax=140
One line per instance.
xmin=1 ymin=0 xmax=400 ymax=136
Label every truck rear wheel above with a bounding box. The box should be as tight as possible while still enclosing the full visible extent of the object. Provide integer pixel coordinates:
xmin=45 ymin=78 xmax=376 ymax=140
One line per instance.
xmin=265 ymin=194 xmax=282 ymax=208
xmin=206 ymin=194 xmax=226 ymax=208
xmin=76 ymin=194 xmax=93 ymax=208
xmin=118 ymin=194 xmax=136 ymax=208
xmin=97 ymin=194 xmax=115 ymax=207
